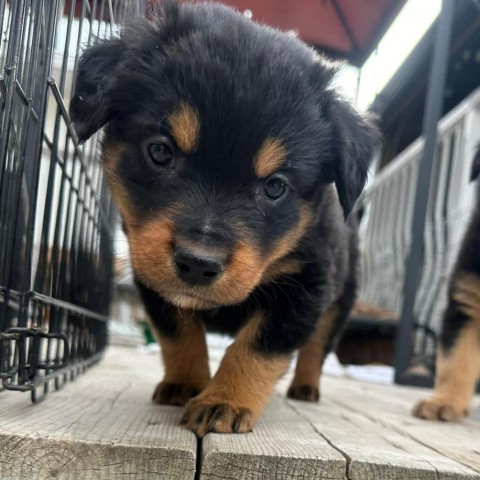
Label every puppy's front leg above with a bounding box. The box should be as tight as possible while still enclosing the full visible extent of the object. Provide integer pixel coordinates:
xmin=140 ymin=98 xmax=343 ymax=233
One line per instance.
xmin=152 ymin=309 xmax=211 ymax=406
xmin=181 ymin=312 xmax=290 ymax=437
xmin=137 ymin=282 xmax=211 ymax=406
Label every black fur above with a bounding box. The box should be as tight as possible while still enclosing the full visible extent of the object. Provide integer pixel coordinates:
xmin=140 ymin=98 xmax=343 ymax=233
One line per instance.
xmin=71 ymin=0 xmax=379 ymax=427
xmin=135 ymin=280 xmax=178 ymax=337
xmin=70 ymin=39 xmax=127 ymax=142
xmin=471 ymin=148 xmax=480 ymax=182
xmin=440 ymin=150 xmax=480 ymax=351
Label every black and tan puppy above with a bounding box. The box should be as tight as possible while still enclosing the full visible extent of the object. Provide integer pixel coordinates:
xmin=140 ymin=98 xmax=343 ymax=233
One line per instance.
xmin=414 ymin=150 xmax=480 ymax=422
xmin=71 ymin=1 xmax=379 ymax=436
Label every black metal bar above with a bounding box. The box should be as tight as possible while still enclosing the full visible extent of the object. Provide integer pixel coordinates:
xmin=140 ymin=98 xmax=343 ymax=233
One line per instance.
xmin=47 ymin=77 xmax=114 ymax=233
xmin=0 ymin=0 xmax=144 ymax=400
xmin=28 ymin=291 xmax=109 ymax=323
xmin=394 ymin=0 xmax=455 ymax=381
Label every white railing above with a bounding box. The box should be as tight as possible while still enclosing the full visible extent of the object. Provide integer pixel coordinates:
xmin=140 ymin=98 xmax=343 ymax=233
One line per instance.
xmin=359 ymin=88 xmax=480 ymax=349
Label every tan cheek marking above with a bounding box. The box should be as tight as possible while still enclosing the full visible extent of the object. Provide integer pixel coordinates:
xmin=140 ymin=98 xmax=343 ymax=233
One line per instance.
xmin=128 ymin=215 xmax=177 ymax=287
xmin=223 ymin=204 xmax=312 ymax=294
xmin=266 ymin=204 xmax=312 ymax=264
xmin=219 ymin=239 xmax=264 ymax=302
xmin=167 ymin=102 xmax=200 ymax=154
xmin=254 ymin=137 xmax=287 ymax=178
xmin=261 ymin=258 xmax=302 ymax=284
xmin=102 ymin=143 xmax=190 ymax=303
xmin=102 ymin=142 xmax=137 ymax=228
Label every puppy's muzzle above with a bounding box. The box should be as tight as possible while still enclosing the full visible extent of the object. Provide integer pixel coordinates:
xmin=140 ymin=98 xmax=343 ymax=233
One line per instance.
xmin=174 ymin=247 xmax=225 ymax=286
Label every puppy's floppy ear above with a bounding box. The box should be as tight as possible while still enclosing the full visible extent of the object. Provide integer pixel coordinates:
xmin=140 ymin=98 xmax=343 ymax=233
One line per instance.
xmin=70 ymin=39 xmax=126 ymax=143
xmin=325 ymin=93 xmax=381 ymax=218
xmin=471 ymin=149 xmax=480 ymax=181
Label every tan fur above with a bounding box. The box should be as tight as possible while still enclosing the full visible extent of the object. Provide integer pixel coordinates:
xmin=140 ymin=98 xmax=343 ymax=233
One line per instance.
xmin=126 ymin=205 xmax=311 ymax=310
xmin=261 ymin=257 xmax=302 ymax=284
xmin=167 ymin=102 xmax=200 ymax=154
xmin=289 ymin=306 xmax=339 ymax=394
xmin=413 ymin=321 xmax=480 ymax=421
xmin=129 ymin=221 xmax=263 ymax=309
xmin=152 ymin=309 xmax=210 ymax=392
xmin=102 ymin=142 xmax=137 ymax=227
xmin=265 ymin=204 xmax=312 ymax=264
xmin=182 ymin=312 xmax=290 ymax=435
xmin=253 ymin=137 xmax=287 ymax=178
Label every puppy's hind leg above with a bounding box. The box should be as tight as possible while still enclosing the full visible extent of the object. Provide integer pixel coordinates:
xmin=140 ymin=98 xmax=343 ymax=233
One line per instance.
xmin=287 ymin=282 xmax=355 ymax=402
xmin=413 ymin=274 xmax=480 ymax=421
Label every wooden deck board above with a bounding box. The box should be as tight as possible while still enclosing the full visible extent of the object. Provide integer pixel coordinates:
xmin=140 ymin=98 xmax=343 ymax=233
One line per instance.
xmin=1 ymin=344 xmax=479 ymax=480
xmin=201 ymin=396 xmax=346 ymax=480
xmin=321 ymin=378 xmax=480 ymax=475
xmin=288 ymin=397 xmax=477 ymax=479
xmin=0 ymin=347 xmax=197 ymax=480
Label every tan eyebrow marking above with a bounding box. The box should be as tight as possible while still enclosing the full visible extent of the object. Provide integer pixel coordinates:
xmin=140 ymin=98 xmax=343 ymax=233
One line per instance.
xmin=253 ymin=137 xmax=287 ymax=178
xmin=167 ymin=101 xmax=201 ymax=154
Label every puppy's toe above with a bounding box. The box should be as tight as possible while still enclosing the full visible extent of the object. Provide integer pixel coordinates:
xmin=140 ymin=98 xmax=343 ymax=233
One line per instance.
xmin=412 ymin=397 xmax=468 ymax=422
xmin=287 ymin=384 xmax=320 ymax=402
xmin=152 ymin=381 xmax=199 ymax=406
xmin=181 ymin=398 xmax=253 ymax=437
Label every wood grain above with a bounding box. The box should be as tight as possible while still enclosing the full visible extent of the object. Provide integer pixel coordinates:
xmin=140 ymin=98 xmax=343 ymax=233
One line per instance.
xmin=200 ymin=395 xmax=346 ymax=480
xmin=289 ymin=397 xmax=478 ymax=479
xmin=1 ymin=342 xmax=479 ymax=480
xmin=321 ymin=377 xmax=480 ymax=476
xmin=0 ymin=346 xmax=197 ymax=480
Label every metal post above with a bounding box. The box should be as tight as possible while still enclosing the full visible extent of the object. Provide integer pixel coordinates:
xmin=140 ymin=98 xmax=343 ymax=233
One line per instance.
xmin=394 ymin=0 xmax=455 ymax=384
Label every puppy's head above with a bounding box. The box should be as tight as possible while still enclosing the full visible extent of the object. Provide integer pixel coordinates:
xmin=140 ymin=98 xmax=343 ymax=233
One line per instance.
xmin=71 ymin=1 xmax=379 ymax=309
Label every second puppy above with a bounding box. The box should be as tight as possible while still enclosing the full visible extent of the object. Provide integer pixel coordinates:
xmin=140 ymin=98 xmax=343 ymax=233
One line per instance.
xmin=414 ymin=150 xmax=480 ymax=421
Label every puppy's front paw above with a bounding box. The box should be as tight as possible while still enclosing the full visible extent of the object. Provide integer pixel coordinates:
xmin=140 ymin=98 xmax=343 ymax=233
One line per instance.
xmin=152 ymin=381 xmax=199 ymax=406
xmin=287 ymin=384 xmax=320 ymax=402
xmin=412 ymin=397 xmax=468 ymax=422
xmin=181 ymin=396 xmax=254 ymax=437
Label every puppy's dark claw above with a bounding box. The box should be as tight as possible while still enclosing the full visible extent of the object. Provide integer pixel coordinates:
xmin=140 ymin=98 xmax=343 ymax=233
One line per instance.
xmin=181 ymin=399 xmax=253 ymax=437
xmin=152 ymin=381 xmax=199 ymax=406
xmin=287 ymin=384 xmax=320 ymax=402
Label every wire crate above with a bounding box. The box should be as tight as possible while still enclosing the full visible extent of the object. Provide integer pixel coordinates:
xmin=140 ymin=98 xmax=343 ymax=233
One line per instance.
xmin=0 ymin=0 xmax=145 ymax=402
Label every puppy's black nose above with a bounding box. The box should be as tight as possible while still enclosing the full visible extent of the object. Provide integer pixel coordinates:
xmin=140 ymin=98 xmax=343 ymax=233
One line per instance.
xmin=174 ymin=248 xmax=224 ymax=286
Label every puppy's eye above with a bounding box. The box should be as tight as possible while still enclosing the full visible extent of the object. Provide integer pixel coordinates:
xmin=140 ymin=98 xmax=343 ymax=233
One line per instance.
xmin=147 ymin=141 xmax=174 ymax=168
xmin=263 ymin=177 xmax=288 ymax=201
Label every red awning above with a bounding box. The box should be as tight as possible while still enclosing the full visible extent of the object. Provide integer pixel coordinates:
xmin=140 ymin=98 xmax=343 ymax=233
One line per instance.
xmin=214 ymin=0 xmax=406 ymax=66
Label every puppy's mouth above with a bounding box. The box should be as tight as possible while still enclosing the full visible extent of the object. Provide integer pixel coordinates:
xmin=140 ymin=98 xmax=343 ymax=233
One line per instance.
xmin=128 ymin=220 xmax=265 ymax=309
xmin=149 ymin=269 xmax=259 ymax=309
xmin=160 ymin=289 xmax=228 ymax=310
xmin=131 ymin=253 xmax=261 ymax=310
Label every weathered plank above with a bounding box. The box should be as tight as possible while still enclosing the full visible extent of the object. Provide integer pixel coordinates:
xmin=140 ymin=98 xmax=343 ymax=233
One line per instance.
xmin=0 ymin=346 xmax=197 ymax=480
xmin=200 ymin=395 xmax=346 ymax=480
xmin=322 ymin=377 xmax=480 ymax=475
xmin=289 ymin=397 xmax=479 ymax=480
xmin=2 ymin=342 xmax=479 ymax=480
